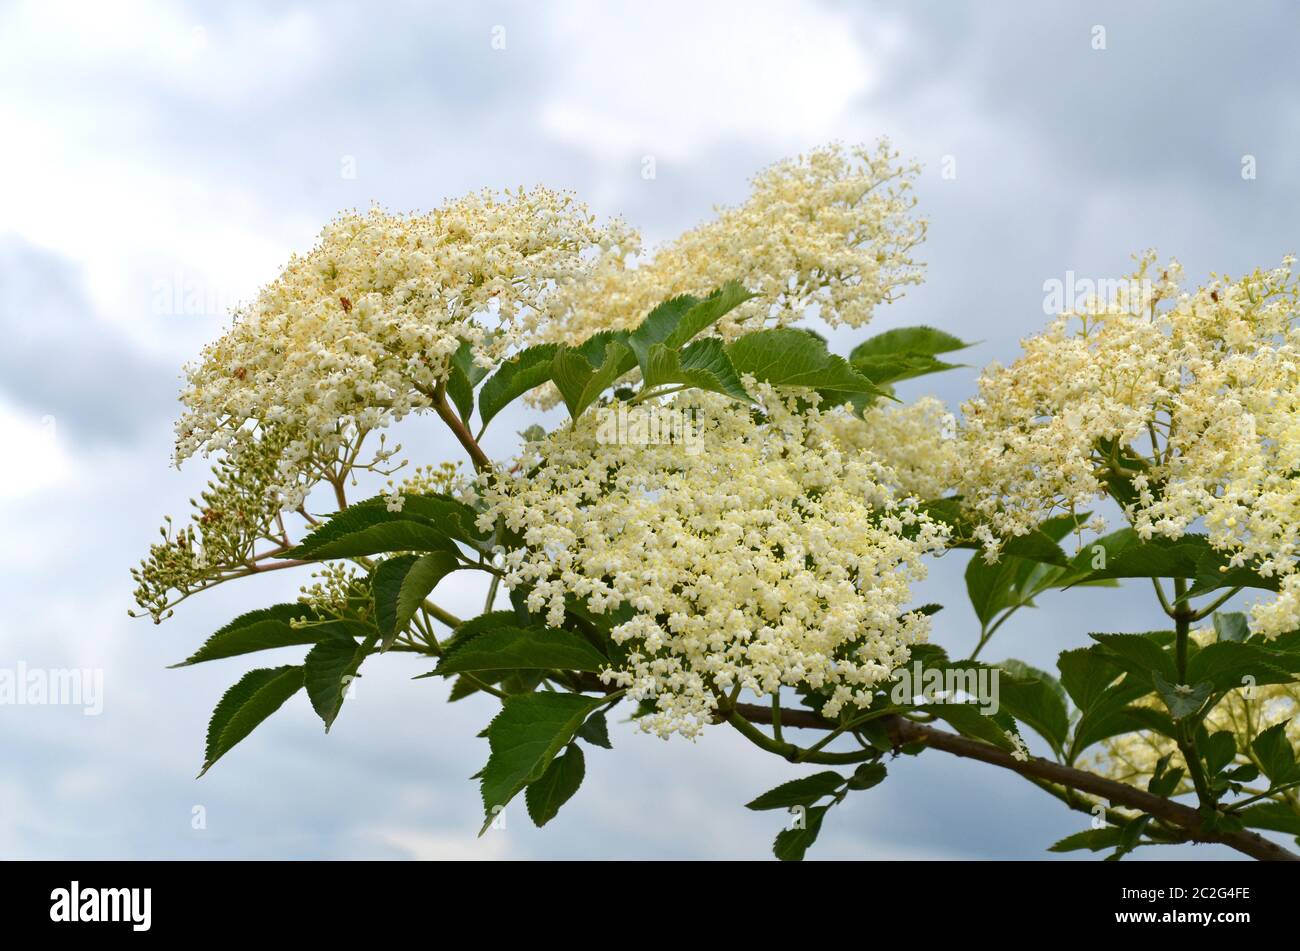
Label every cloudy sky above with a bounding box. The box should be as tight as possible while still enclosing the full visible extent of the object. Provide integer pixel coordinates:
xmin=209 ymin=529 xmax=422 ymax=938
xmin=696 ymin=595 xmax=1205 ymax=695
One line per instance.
xmin=2 ymin=0 xmax=1297 ymax=860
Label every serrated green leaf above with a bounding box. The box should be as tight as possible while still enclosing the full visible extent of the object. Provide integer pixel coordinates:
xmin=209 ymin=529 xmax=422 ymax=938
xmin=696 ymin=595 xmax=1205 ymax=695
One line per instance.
xmin=1151 ymin=670 xmax=1212 ymax=720
xmin=440 ymin=611 xmax=520 ymax=655
xmin=446 ymin=339 xmax=490 ymax=424
xmin=1214 ymin=612 xmax=1250 ymax=643
xmin=1185 ymin=640 xmax=1294 ymax=693
xmin=436 ymin=625 xmax=607 ymax=675
xmin=745 ymin=771 xmax=844 ymax=810
xmin=576 ymin=709 xmax=612 ymax=749
xmin=480 ymin=692 xmax=607 ymax=825
xmin=1090 ymin=632 xmax=1178 ymax=684
xmin=726 ymin=328 xmax=888 ymax=398
xmin=847 ymin=762 xmax=887 ymax=791
xmin=524 ymin=743 xmax=585 ymax=827
xmin=995 ymin=661 xmax=1070 ymax=755
xmin=773 ymin=805 xmax=827 ymax=861
xmin=1048 ymin=827 xmax=1125 ymax=853
xmin=641 ymin=339 xmax=751 ymax=402
xmin=849 ymin=325 xmax=973 ymax=360
xmin=852 ymin=352 xmax=963 ymax=386
xmin=303 ymin=635 xmax=364 ymax=732
xmin=1252 ymin=721 xmax=1299 ymax=785
xmin=1203 ymin=730 xmax=1237 ymax=775
xmin=552 ymin=339 xmax=635 ymax=419
xmin=170 ymin=603 xmax=317 ymax=667
xmin=1057 ymin=647 xmax=1123 ymax=711
xmin=286 ymin=502 xmax=460 ymax=560
xmin=477 ymin=343 xmax=562 ymax=431
xmin=201 ymin=665 xmax=303 ymax=776
xmin=1239 ymin=801 xmax=1300 ymax=835
xmin=918 ymin=703 xmax=1017 ymax=751
xmin=372 ymin=551 xmax=460 ymax=649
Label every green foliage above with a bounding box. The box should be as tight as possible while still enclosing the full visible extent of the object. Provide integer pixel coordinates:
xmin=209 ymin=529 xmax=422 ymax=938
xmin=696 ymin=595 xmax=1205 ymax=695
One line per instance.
xmin=745 ymin=772 xmax=845 ymax=810
xmin=479 ymin=692 xmax=608 ymax=827
xmin=435 ymin=625 xmax=607 ymax=675
xmin=170 ymin=603 xmax=318 ymax=667
xmin=1252 ymin=722 xmax=1300 ymax=786
xmin=849 ymin=324 xmax=973 ymax=385
xmin=525 ymin=743 xmax=586 ymax=827
xmin=371 ymin=552 xmax=460 ymax=649
xmin=726 ymin=327 xmax=888 ymax=402
xmin=287 ymin=502 xmax=460 ymax=560
xmin=201 ymin=666 xmax=304 ymax=776
xmin=478 ymin=343 xmax=561 ymax=430
xmin=996 ymin=660 xmax=1070 ymax=756
xmin=773 ymin=805 xmax=828 ymax=861
xmin=303 ymin=633 xmax=368 ymax=732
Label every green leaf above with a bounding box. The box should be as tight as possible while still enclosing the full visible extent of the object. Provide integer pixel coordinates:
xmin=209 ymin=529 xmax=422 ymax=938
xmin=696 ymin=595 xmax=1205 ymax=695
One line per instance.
xmin=1202 ymin=730 xmax=1237 ymax=775
xmin=641 ymin=339 xmax=751 ymax=402
xmin=480 ymin=692 xmax=607 ymax=825
xmin=1239 ymin=801 xmax=1300 ymax=836
xmin=852 ymin=352 xmax=962 ymax=386
xmin=372 ymin=551 xmax=460 ymax=649
xmin=847 ymin=762 xmax=887 ymax=791
xmin=436 ymin=625 xmax=607 ymax=675
xmin=1048 ymin=827 xmax=1125 ymax=853
xmin=726 ymin=328 xmax=889 ymax=399
xmin=303 ymin=635 xmax=364 ymax=732
xmin=1185 ymin=641 xmax=1294 ymax=693
xmin=477 ymin=343 xmax=562 ymax=431
xmin=627 ymin=283 xmax=755 ymax=372
xmin=745 ymin=771 xmax=844 ymax=810
xmin=524 ymin=742 xmax=586 ymax=827
xmin=201 ymin=665 xmax=303 ymax=776
xmin=996 ymin=661 xmax=1070 ymax=755
xmin=1214 ymin=612 xmax=1250 ymax=643
xmin=773 ymin=805 xmax=827 ymax=861
xmin=576 ymin=709 xmax=613 ymax=749
xmin=919 ymin=703 xmax=1017 ymax=751
xmin=446 ymin=339 xmax=490 ymax=424
xmin=1151 ymin=670 xmax=1213 ymax=720
xmin=1090 ymin=632 xmax=1178 ymax=685
xmin=1251 ymin=721 xmax=1299 ymax=785
xmin=170 ymin=603 xmax=317 ymax=667
xmin=552 ymin=339 xmax=635 ymax=419
xmin=287 ymin=503 xmax=459 ymax=560
xmin=849 ymin=325 xmax=973 ymax=360
xmin=1057 ymin=647 xmax=1124 ymax=711
xmin=439 ymin=610 xmax=520 ymax=655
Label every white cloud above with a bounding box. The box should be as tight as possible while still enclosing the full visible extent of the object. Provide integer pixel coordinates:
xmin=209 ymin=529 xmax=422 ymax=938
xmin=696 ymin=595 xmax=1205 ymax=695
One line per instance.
xmin=536 ymin=0 xmax=898 ymax=160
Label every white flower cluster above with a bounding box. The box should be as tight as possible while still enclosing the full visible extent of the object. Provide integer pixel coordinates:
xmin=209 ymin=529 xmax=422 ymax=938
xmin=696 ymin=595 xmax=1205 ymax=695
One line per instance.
xmin=541 ymin=140 xmax=926 ymax=347
xmin=824 ymin=396 xmax=958 ymax=500
xmin=956 ymin=253 xmax=1300 ymax=635
xmin=478 ymin=386 xmax=947 ymax=738
xmin=175 ymin=194 xmax=633 ymax=508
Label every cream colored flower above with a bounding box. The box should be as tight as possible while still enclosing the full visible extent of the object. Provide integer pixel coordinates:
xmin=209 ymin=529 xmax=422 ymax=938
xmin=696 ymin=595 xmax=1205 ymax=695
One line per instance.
xmin=175 ymin=194 xmax=633 ymax=509
xmin=478 ymin=385 xmax=947 ymax=738
xmin=541 ymin=140 xmax=925 ymax=347
xmin=824 ymin=396 xmax=958 ymax=500
xmin=956 ymin=252 xmax=1300 ymax=635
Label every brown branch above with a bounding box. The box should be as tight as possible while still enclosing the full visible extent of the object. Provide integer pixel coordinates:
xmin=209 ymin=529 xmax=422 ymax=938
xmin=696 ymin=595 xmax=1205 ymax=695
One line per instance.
xmin=731 ymin=703 xmax=1300 ymax=862
xmin=430 ymin=380 xmax=491 ymax=471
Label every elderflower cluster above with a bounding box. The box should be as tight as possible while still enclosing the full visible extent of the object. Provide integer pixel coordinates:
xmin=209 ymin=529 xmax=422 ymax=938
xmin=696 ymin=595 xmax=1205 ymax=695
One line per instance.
xmin=1095 ymin=628 xmax=1300 ymax=794
xmin=477 ymin=385 xmax=948 ymax=738
xmin=956 ymin=253 xmax=1300 ymax=635
xmin=131 ymin=433 xmax=288 ymax=622
xmin=824 ymin=396 xmax=959 ymax=500
xmin=541 ymin=140 xmax=925 ymax=347
xmin=175 ymin=194 xmax=633 ymax=509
